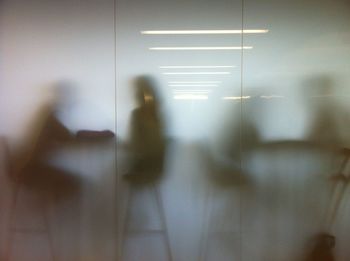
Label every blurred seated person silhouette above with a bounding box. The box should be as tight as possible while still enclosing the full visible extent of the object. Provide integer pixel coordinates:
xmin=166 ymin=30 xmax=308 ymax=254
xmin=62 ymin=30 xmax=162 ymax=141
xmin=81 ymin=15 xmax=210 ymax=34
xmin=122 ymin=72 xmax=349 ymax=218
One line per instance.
xmin=124 ymin=76 xmax=166 ymax=183
xmin=16 ymin=81 xmax=113 ymax=192
xmin=9 ymin=81 xmax=78 ymax=195
xmin=303 ymin=233 xmax=335 ymax=261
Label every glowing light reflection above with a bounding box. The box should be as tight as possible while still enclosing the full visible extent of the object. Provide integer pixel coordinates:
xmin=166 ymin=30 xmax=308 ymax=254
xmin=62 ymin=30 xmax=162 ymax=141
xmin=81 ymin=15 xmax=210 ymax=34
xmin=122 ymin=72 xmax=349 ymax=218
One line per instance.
xmin=150 ymin=46 xmax=252 ymax=50
xmin=142 ymin=29 xmax=269 ymax=34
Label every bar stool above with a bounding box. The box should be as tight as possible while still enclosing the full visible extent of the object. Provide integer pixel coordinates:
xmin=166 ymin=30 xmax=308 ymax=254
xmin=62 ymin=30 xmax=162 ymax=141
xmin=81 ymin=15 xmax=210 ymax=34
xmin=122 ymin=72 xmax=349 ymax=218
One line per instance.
xmin=324 ymin=148 xmax=350 ymax=232
xmin=121 ymin=170 xmax=173 ymax=261
xmin=3 ymin=137 xmax=57 ymax=261
xmin=304 ymin=148 xmax=350 ymax=261
xmin=6 ymin=165 xmax=56 ymax=261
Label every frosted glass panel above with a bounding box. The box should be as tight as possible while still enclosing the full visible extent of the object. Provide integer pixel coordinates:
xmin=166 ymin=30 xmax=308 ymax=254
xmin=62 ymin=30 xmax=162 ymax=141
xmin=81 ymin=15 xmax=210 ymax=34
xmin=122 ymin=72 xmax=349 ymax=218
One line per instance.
xmin=0 ymin=0 xmax=117 ymax=260
xmin=242 ymin=0 xmax=350 ymax=260
xmin=1 ymin=0 xmax=350 ymax=260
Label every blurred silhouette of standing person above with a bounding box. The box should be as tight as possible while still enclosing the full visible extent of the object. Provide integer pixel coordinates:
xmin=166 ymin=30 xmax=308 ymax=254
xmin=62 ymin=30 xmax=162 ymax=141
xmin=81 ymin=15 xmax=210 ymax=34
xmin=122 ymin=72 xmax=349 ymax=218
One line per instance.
xmin=305 ymin=76 xmax=343 ymax=147
xmin=125 ymin=76 xmax=166 ymax=181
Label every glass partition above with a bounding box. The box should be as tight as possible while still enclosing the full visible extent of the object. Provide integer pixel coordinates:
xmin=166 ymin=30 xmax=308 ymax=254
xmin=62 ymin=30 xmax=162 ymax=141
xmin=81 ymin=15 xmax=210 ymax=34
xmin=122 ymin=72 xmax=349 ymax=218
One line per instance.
xmin=1 ymin=0 xmax=349 ymax=260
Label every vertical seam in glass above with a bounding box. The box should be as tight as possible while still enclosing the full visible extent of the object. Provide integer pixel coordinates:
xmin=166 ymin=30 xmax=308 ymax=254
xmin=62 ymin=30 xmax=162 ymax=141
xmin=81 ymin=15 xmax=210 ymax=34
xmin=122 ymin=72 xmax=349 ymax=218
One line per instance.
xmin=113 ymin=0 xmax=119 ymax=259
xmin=239 ymin=0 xmax=245 ymax=259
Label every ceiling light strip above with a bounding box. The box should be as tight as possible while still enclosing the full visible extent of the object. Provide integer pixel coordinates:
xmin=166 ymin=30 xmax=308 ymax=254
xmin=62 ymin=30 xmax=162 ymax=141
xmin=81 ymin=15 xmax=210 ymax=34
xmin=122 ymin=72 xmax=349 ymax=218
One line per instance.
xmin=150 ymin=46 xmax=252 ymax=50
xmin=222 ymin=96 xmax=251 ymax=100
xmin=160 ymin=65 xmax=235 ymax=69
xmin=164 ymin=72 xmax=231 ymax=75
xmin=169 ymin=84 xmax=218 ymax=87
xmin=173 ymin=90 xmax=211 ymax=93
xmin=169 ymin=81 xmax=221 ymax=84
xmin=141 ymin=29 xmax=268 ymax=34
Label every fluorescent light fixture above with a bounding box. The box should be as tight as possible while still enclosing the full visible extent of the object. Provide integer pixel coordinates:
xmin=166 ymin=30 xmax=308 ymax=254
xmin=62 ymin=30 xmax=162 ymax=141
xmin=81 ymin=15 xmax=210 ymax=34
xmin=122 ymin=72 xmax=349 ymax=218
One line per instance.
xmin=163 ymin=72 xmax=231 ymax=75
xmin=169 ymin=81 xmax=221 ymax=84
xmin=169 ymin=84 xmax=218 ymax=87
xmin=150 ymin=46 xmax=252 ymax=50
xmin=160 ymin=65 xmax=235 ymax=69
xmin=174 ymin=94 xmax=208 ymax=100
xmin=174 ymin=92 xmax=210 ymax=95
xmin=141 ymin=29 xmax=268 ymax=34
xmin=222 ymin=96 xmax=251 ymax=100
xmin=173 ymin=89 xmax=211 ymax=93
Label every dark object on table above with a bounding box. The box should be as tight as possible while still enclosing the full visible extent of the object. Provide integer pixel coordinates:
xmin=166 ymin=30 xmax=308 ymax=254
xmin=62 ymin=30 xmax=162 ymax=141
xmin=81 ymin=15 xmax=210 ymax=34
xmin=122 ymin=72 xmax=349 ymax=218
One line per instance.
xmin=76 ymin=130 xmax=115 ymax=140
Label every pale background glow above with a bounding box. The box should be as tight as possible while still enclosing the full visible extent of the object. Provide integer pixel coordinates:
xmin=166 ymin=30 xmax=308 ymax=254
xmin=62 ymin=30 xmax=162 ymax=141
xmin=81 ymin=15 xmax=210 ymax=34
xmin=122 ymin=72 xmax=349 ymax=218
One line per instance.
xmin=1 ymin=0 xmax=350 ymax=260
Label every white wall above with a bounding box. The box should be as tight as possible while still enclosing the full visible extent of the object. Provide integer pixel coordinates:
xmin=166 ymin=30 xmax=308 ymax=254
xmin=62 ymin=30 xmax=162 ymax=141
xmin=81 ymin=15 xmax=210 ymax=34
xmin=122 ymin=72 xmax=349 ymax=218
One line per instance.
xmin=0 ymin=0 xmax=115 ymax=155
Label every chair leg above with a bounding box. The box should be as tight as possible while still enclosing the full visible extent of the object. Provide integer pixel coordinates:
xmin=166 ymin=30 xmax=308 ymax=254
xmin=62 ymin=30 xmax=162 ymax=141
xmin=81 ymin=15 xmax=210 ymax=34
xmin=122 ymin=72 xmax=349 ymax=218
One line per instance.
xmin=153 ymin=183 xmax=173 ymax=261
xmin=198 ymin=189 xmax=213 ymax=261
xmin=121 ymin=181 xmax=173 ymax=261
xmin=120 ymin=183 xmax=132 ymax=260
xmin=42 ymin=191 xmax=57 ymax=261
xmin=5 ymin=181 xmax=20 ymax=261
xmin=6 ymin=182 xmax=56 ymax=261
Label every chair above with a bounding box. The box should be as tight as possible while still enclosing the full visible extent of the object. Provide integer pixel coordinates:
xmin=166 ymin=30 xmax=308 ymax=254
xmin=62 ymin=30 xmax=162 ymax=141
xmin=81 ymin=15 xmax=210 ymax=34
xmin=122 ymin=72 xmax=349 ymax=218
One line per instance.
xmin=121 ymin=171 xmax=173 ymax=261
xmin=1 ymin=137 xmax=56 ymax=261
xmin=324 ymin=147 xmax=350 ymax=232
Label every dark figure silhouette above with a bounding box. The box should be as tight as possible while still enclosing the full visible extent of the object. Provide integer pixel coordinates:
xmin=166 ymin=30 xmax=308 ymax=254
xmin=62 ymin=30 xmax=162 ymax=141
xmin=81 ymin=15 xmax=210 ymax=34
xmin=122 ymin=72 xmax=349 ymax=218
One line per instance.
xmin=301 ymin=76 xmax=350 ymax=261
xmin=120 ymin=77 xmax=173 ymax=261
xmin=305 ymin=76 xmax=345 ymax=147
xmin=124 ymin=76 xmax=166 ymax=183
xmin=304 ymin=233 xmax=335 ymax=261
xmin=15 ymin=83 xmax=80 ymax=192
xmin=16 ymin=81 xmax=114 ymax=190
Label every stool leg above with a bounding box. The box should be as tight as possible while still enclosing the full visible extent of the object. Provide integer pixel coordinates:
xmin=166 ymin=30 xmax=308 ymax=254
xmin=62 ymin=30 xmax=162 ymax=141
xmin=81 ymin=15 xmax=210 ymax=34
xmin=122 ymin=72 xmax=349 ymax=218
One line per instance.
xmin=198 ymin=188 xmax=214 ymax=261
xmin=6 ymin=182 xmax=56 ymax=261
xmin=325 ymin=153 xmax=350 ymax=231
xmin=121 ymin=183 xmax=132 ymax=260
xmin=5 ymin=181 xmax=20 ymax=261
xmin=152 ymin=183 xmax=173 ymax=261
xmin=42 ymin=191 xmax=56 ymax=261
